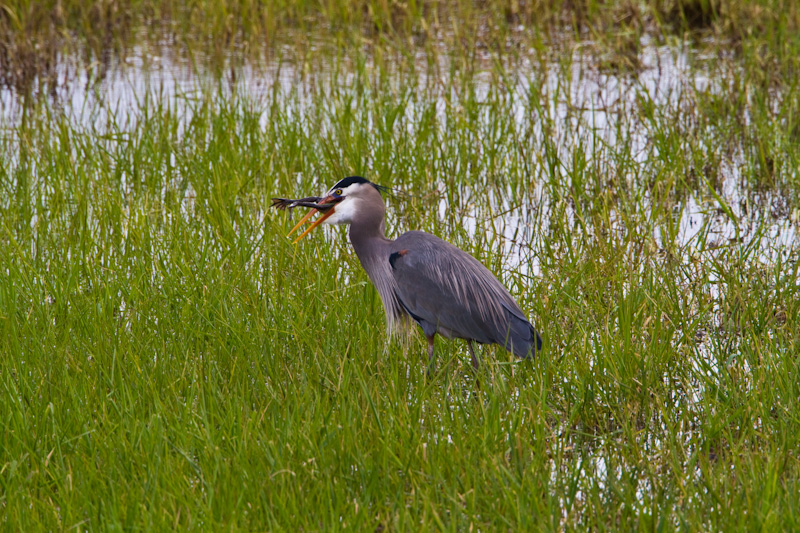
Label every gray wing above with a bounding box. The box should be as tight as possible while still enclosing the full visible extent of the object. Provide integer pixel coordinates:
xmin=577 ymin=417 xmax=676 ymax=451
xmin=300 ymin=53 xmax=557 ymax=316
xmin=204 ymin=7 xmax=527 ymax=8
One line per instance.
xmin=389 ymin=231 xmax=541 ymax=358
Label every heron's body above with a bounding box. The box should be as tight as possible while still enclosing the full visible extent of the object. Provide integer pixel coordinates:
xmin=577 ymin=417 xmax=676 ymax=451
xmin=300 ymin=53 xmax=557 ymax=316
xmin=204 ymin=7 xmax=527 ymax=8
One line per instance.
xmin=275 ymin=176 xmax=542 ymax=370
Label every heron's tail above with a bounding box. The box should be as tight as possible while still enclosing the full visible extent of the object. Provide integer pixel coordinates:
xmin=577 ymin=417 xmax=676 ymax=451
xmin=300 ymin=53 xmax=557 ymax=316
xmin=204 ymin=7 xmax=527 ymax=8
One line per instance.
xmin=502 ymin=309 xmax=542 ymax=359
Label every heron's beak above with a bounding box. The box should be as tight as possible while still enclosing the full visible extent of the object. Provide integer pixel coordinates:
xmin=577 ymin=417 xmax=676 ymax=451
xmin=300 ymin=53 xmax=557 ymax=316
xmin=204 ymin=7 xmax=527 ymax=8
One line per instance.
xmin=290 ymin=195 xmax=339 ymax=243
xmin=287 ymin=209 xmax=318 ymax=236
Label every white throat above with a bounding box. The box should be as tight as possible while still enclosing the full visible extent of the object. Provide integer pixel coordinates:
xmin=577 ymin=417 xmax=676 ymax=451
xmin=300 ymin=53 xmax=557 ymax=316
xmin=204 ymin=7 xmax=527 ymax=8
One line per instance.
xmin=323 ymin=196 xmax=358 ymax=225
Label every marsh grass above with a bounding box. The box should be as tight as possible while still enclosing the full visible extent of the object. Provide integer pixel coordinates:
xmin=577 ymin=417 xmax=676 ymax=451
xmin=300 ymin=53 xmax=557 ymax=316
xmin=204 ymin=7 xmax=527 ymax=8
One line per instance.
xmin=2 ymin=4 xmax=800 ymax=530
xmin=2 ymin=0 xmax=799 ymax=92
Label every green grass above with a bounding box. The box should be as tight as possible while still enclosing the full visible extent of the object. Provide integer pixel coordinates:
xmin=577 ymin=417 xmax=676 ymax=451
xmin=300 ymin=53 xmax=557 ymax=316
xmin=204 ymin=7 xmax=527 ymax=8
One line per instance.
xmin=2 ymin=6 xmax=800 ymax=530
xmin=2 ymin=0 xmax=799 ymax=91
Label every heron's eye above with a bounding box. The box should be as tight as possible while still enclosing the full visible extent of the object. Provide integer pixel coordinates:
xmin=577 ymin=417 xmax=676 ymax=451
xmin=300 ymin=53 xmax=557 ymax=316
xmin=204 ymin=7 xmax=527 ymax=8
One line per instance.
xmin=334 ymin=189 xmax=343 ymax=196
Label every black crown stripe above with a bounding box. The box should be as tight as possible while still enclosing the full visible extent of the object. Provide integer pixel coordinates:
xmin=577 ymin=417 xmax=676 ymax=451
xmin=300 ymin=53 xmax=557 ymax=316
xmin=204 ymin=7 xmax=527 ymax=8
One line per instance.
xmin=331 ymin=176 xmax=371 ymax=189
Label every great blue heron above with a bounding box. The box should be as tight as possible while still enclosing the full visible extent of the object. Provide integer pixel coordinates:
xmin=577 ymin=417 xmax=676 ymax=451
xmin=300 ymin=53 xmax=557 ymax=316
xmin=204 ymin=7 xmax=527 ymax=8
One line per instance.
xmin=272 ymin=176 xmax=542 ymax=372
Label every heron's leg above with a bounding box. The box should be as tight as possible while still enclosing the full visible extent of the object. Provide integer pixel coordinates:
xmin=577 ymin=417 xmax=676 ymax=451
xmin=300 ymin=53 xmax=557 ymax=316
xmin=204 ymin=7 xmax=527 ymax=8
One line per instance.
xmin=467 ymin=340 xmax=482 ymax=391
xmin=467 ymin=340 xmax=479 ymax=370
xmin=426 ymin=334 xmax=436 ymax=376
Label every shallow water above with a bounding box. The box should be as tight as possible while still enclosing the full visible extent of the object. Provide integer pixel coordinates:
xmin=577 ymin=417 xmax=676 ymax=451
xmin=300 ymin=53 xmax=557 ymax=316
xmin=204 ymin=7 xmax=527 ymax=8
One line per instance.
xmin=2 ymin=39 xmax=795 ymax=278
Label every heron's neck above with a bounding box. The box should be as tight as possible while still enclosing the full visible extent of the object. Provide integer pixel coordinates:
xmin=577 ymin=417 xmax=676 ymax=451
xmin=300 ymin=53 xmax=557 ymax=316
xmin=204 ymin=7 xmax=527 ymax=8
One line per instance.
xmin=346 ymin=204 xmax=405 ymax=330
xmin=348 ymin=212 xmax=392 ymax=263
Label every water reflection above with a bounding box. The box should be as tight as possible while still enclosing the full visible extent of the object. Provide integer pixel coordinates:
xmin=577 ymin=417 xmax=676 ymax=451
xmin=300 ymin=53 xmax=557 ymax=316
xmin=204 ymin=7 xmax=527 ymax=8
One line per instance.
xmin=2 ymin=37 xmax=795 ymax=315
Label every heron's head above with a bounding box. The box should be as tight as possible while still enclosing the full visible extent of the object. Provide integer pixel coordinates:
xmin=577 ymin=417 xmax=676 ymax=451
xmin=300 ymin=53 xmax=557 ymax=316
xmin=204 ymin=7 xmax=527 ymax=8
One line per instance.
xmin=290 ymin=176 xmax=385 ymax=242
